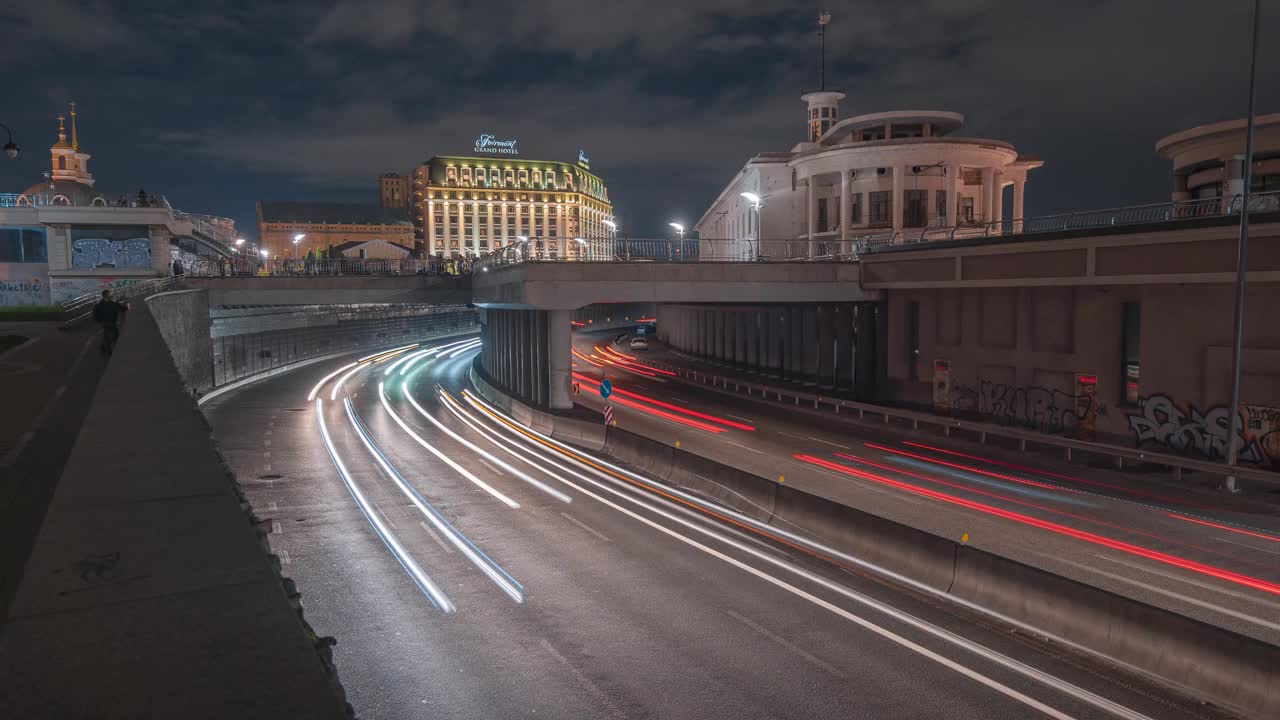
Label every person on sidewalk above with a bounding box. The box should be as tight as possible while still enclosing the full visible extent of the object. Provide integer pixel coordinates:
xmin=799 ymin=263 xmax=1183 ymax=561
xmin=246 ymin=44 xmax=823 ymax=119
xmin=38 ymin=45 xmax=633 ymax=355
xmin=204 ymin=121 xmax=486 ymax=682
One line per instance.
xmin=92 ymin=289 xmax=130 ymax=356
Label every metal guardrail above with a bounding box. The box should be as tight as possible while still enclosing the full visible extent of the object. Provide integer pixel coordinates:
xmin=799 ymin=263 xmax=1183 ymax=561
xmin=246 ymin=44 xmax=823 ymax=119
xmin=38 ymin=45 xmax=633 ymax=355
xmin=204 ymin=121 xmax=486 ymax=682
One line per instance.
xmin=628 ymin=345 xmax=1279 ymax=489
xmin=180 ymin=257 xmax=472 ymax=277
xmin=59 ymin=274 xmax=180 ymax=327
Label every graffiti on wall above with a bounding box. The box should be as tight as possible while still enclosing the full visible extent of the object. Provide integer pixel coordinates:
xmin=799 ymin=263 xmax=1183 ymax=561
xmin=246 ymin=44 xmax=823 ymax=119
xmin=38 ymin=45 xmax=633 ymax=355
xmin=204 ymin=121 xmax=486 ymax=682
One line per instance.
xmin=71 ymin=238 xmax=151 ymax=269
xmin=950 ymin=380 xmax=1093 ymax=435
xmin=0 ymin=262 xmax=51 ymax=306
xmin=49 ymin=277 xmax=143 ymax=304
xmin=1127 ymin=394 xmax=1280 ymax=468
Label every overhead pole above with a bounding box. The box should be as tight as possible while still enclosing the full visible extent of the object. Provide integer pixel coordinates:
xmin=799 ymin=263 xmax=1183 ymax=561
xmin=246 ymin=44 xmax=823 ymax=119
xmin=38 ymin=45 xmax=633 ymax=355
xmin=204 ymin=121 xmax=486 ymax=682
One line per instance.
xmin=818 ymin=12 xmax=831 ymax=91
xmin=1223 ymin=0 xmax=1262 ymax=494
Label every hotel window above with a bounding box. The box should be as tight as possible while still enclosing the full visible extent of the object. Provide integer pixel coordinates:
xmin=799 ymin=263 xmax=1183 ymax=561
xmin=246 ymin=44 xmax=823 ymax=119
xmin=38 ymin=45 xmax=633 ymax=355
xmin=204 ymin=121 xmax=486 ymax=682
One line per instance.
xmin=850 ymin=192 xmax=862 ymax=224
xmin=935 ymin=190 xmax=947 ymax=221
xmin=532 ymin=169 xmax=542 ymax=187
xmin=505 ymin=168 xmax=515 ymax=185
xmin=817 ymin=198 xmax=829 ymax=232
xmin=518 ymin=169 xmax=529 ymax=186
xmin=461 ymin=167 xmax=473 ymax=185
xmin=960 ymin=196 xmax=975 ymax=223
xmin=904 ymin=190 xmax=927 ymax=228
xmin=546 ymin=170 xmax=557 ymax=188
xmin=490 ymin=168 xmax=502 ymax=186
xmin=869 ymin=191 xmax=891 ymax=225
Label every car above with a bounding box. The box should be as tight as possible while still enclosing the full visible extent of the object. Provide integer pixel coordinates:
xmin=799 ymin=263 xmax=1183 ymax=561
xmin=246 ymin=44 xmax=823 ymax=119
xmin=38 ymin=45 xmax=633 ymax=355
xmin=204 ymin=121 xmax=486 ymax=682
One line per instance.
xmin=629 ymin=337 xmax=649 ymax=350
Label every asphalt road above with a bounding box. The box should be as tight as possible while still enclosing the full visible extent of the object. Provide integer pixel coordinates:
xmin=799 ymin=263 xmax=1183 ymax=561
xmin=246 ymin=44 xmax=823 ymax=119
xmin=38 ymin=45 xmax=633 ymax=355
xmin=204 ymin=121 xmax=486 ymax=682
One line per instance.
xmin=572 ymin=330 xmax=1280 ymax=647
xmin=205 ymin=335 xmax=1226 ymax=720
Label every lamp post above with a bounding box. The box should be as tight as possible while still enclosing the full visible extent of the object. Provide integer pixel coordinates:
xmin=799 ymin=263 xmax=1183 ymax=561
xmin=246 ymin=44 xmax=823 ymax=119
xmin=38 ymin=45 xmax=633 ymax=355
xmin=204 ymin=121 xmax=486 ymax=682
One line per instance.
xmin=669 ymin=222 xmax=685 ymax=262
xmin=1223 ymin=0 xmax=1263 ymax=494
xmin=292 ymin=233 xmax=305 ymax=259
xmin=1 ymin=122 xmax=18 ymax=159
xmin=573 ymin=237 xmax=588 ymax=262
xmin=603 ymin=219 xmax=618 ymax=260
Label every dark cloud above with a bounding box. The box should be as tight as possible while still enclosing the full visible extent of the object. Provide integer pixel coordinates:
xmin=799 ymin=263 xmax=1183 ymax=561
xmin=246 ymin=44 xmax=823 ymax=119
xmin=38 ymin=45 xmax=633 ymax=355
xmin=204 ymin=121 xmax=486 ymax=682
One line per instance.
xmin=0 ymin=1 xmax=1275 ymax=238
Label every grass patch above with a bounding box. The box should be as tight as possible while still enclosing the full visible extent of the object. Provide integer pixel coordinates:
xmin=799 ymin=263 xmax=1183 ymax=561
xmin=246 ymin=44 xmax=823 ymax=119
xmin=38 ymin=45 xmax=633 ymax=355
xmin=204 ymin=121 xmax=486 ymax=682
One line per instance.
xmin=0 ymin=305 xmax=64 ymax=321
xmin=0 ymin=335 xmax=28 ymax=354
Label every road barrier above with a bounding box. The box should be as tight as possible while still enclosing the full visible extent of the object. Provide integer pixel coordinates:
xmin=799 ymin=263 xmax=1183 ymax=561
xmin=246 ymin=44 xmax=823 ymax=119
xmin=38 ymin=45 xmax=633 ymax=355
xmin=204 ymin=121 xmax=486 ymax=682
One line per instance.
xmin=469 ymin=365 xmax=1280 ymax=719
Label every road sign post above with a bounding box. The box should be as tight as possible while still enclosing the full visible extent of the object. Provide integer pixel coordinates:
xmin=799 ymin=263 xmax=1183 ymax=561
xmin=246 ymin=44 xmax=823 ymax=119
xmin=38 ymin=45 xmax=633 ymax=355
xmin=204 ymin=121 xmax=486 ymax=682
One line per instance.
xmin=599 ymin=379 xmax=612 ymax=399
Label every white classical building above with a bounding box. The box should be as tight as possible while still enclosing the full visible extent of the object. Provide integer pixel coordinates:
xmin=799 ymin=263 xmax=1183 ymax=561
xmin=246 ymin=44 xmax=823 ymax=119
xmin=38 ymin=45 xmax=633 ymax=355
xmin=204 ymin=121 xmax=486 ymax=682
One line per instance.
xmin=696 ymin=91 xmax=1043 ymax=254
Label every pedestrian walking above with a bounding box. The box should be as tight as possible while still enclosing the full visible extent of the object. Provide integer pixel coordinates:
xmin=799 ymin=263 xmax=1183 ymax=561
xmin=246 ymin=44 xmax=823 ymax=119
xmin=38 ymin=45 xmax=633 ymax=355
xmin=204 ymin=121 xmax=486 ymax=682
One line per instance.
xmin=93 ymin=289 xmax=129 ymax=356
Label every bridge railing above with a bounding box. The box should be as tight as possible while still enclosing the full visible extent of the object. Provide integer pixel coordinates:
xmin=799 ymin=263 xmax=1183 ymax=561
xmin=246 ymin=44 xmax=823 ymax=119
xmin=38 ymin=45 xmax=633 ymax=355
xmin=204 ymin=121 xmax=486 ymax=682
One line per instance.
xmin=179 ymin=257 xmax=473 ymax=278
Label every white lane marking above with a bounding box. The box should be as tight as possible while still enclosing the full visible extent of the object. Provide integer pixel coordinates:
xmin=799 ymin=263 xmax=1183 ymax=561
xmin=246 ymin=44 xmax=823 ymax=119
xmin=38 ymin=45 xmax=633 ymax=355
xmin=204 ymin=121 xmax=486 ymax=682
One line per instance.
xmin=419 ymin=521 xmax=455 ymax=554
xmin=271 ymin=521 xmax=283 ymax=535
xmin=540 ymin=638 xmax=628 ymax=719
xmin=0 ymin=432 xmax=35 ymax=468
xmin=479 ymin=459 xmax=502 ymax=475
xmin=263 ymin=439 xmax=272 ymax=447
xmin=372 ymin=501 xmax=399 ymax=530
xmin=808 ymin=436 xmax=851 ymax=450
xmin=727 ymin=610 xmax=843 ymax=677
xmin=278 ymin=549 xmax=291 ymax=565
xmin=1094 ymin=553 xmax=1280 ymax=607
xmin=778 ymin=430 xmax=808 ymax=441
xmin=726 ymin=414 xmax=753 ymax=422
xmin=1054 ymin=557 xmax=1280 ymax=633
xmin=560 ymin=512 xmax=611 ymax=542
xmin=1215 ymin=536 xmax=1280 ymax=557
xmin=463 ymin=393 xmax=1149 ymax=720
xmin=268 ymin=501 xmax=279 ymax=512
xmin=726 ymin=440 xmax=763 ymax=454
xmin=671 ymin=397 xmax=689 ymax=405
xmin=263 ymin=464 xmax=272 ymax=473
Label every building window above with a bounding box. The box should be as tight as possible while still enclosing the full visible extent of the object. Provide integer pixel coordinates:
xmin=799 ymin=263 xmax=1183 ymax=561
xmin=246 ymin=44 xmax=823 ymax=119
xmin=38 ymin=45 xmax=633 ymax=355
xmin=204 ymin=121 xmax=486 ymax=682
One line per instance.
xmin=490 ymin=168 xmax=501 ymax=186
xmin=1251 ymin=174 xmax=1280 ymax=193
xmin=860 ymin=128 xmax=885 ymax=142
xmin=1121 ymin=302 xmax=1141 ymax=406
xmin=57 ymin=156 xmax=66 ymax=170
xmin=850 ymin=192 xmax=862 ymax=225
xmin=461 ymin=167 xmax=472 ymax=185
xmin=869 ymin=191 xmax=891 ymax=226
xmin=505 ymin=168 xmax=515 ymax=185
xmin=518 ymin=169 xmax=529 ymax=186
xmin=1193 ymin=183 xmax=1221 ymax=200
xmin=891 ymin=124 xmax=924 ymax=139
xmin=817 ymin=198 xmax=829 ymax=232
xmin=904 ymin=190 xmax=928 ymax=228
xmin=935 ymin=190 xmax=947 ymax=221
xmin=906 ymin=301 xmax=920 ymax=381
xmin=960 ymin=196 xmax=975 ymax=223
xmin=0 ymin=228 xmax=47 ymax=262
xmin=446 ymin=167 xmax=457 ymax=185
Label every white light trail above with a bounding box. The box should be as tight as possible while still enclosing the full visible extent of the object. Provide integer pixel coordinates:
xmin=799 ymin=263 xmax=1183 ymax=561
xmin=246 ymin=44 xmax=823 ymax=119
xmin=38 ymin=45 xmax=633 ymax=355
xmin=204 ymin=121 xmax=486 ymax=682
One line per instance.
xmin=345 ymin=397 xmax=524 ymax=604
xmin=458 ymin=391 xmax=1155 ymax=720
xmin=314 ymin=399 xmax=454 ymax=612
xmin=377 ymin=383 xmax=520 ymax=509
xmin=308 ymin=362 xmax=358 ymax=402
xmin=330 ymin=363 xmax=368 ymax=401
xmin=447 ymin=339 xmax=482 ymax=359
xmin=395 ymin=384 xmax=570 ymax=504
xmin=400 ymin=337 xmax=480 ymax=377
xmin=385 ymin=347 xmax=434 ymax=377
xmin=358 ymin=343 xmax=420 ymax=363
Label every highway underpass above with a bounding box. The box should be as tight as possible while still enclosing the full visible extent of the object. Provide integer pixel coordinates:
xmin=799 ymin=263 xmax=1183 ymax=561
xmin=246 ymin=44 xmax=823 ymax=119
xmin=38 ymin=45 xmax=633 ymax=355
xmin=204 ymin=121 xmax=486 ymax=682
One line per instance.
xmin=202 ymin=334 xmax=1236 ymax=720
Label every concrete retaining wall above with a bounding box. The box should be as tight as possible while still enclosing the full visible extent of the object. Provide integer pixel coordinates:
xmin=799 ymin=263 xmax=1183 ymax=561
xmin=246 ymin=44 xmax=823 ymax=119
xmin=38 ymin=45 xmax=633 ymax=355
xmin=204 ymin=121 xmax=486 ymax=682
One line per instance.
xmin=469 ymin=362 xmax=604 ymax=451
xmin=599 ymin=424 xmax=1280 ymax=719
xmin=147 ymin=289 xmax=215 ymax=395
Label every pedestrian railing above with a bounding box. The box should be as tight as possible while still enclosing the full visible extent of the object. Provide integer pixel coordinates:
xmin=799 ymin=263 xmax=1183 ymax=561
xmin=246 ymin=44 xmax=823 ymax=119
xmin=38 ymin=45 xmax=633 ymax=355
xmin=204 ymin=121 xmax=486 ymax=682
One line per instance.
xmin=59 ymin=275 xmax=179 ymax=327
xmin=631 ymin=347 xmax=1280 ymax=489
xmin=181 ymin=257 xmax=473 ymax=278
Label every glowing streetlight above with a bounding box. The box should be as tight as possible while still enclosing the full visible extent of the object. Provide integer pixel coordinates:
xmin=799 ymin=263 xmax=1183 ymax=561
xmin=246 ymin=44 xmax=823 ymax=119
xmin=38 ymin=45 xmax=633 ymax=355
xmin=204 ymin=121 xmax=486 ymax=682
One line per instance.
xmin=1 ymin=122 xmax=18 ymax=159
xmin=293 ymin=233 xmax=305 ymax=243
xmin=740 ymin=192 xmax=761 ymax=205
xmin=234 ymin=237 xmax=246 ymax=246
xmin=668 ymin=222 xmax=685 ymax=239
xmin=602 ymin=219 xmax=616 ymax=231
xmin=259 ymin=249 xmax=269 ymax=258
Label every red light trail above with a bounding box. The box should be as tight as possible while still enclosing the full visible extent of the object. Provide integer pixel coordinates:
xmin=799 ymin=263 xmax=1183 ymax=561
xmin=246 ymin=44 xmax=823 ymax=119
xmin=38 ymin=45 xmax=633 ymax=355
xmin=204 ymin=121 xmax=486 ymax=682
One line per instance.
xmin=795 ymin=454 xmax=1280 ymax=597
xmin=573 ymin=373 xmax=755 ymax=431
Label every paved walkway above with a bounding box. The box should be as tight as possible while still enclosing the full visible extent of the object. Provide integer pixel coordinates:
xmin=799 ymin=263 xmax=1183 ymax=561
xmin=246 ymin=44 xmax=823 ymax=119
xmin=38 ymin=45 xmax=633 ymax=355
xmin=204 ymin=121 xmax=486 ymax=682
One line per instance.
xmin=0 ymin=303 xmax=350 ymax=718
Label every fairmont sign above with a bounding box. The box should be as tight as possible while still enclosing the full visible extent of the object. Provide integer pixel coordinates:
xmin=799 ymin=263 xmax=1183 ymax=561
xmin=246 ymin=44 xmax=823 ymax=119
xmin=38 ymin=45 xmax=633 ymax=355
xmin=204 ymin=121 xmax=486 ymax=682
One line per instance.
xmin=577 ymin=149 xmax=590 ymax=168
xmin=474 ymin=134 xmax=519 ymax=155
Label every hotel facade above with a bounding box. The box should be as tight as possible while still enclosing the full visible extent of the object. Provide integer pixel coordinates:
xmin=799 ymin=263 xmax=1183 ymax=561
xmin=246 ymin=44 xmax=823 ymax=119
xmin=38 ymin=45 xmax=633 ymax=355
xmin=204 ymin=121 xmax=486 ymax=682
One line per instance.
xmin=380 ymin=141 xmax=614 ymax=259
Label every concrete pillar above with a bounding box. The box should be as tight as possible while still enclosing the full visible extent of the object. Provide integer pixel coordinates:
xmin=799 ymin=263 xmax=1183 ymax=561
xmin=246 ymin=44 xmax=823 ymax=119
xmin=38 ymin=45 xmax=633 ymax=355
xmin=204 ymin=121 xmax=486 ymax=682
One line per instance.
xmin=1012 ymin=177 xmax=1026 ymax=233
xmin=441 ymin=201 xmax=451 ymax=255
xmin=806 ymin=180 xmax=817 ymax=257
xmin=548 ymin=309 xmax=572 ymax=409
xmin=949 ymin=168 xmax=963 ymax=228
xmin=892 ymin=166 xmax=904 ymax=235
xmin=734 ymin=312 xmax=747 ymax=368
xmin=992 ymin=170 xmax=1004 ymax=230
xmin=427 ymin=199 xmax=436 ymax=255
xmin=767 ymin=308 xmax=783 ymax=377
xmin=487 ymin=201 xmax=495 ymax=251
xmin=500 ymin=203 xmax=509 ymax=245
xmin=745 ymin=312 xmax=760 ymax=371
xmin=854 ymin=303 xmax=878 ymax=400
xmin=836 ymin=303 xmax=854 ymax=390
xmin=840 ymin=171 xmax=852 ymax=253
xmin=818 ymin=304 xmax=835 ymax=387
xmin=802 ymin=305 xmax=819 ymax=383
xmin=514 ymin=202 xmax=522 ymax=243
xmin=786 ymin=306 xmax=801 ymax=381
xmin=981 ymin=168 xmax=995 ymax=226
xmin=1172 ymin=171 xmax=1191 ymax=203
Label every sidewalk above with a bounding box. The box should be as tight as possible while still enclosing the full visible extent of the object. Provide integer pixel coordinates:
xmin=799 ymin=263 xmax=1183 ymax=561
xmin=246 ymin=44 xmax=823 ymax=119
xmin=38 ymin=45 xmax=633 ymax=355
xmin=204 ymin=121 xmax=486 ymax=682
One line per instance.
xmin=0 ymin=303 xmax=350 ymax=718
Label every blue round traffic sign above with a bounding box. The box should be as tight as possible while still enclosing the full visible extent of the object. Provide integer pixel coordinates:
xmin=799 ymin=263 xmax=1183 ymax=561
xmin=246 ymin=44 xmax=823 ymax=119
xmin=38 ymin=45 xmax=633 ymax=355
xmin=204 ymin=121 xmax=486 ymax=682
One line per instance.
xmin=599 ymin=379 xmax=613 ymax=398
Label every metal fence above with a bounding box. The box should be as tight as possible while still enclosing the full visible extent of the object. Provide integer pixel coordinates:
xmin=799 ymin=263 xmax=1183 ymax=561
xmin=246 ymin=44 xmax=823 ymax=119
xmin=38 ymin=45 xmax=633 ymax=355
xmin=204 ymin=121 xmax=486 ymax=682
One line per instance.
xmin=211 ymin=305 xmax=477 ymax=386
xmin=181 ymin=256 xmax=474 ymax=278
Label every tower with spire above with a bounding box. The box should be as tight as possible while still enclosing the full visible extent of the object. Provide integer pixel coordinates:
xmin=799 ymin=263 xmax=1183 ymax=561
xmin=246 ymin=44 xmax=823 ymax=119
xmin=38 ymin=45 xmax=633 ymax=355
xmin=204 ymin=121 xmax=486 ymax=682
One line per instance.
xmin=49 ymin=101 xmax=94 ymax=187
xmin=800 ymin=12 xmax=845 ymax=143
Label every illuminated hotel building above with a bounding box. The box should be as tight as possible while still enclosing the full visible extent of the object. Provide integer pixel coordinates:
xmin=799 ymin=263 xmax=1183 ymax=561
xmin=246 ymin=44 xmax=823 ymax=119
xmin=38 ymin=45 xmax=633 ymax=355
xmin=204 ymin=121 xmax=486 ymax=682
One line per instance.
xmin=390 ymin=152 xmax=613 ymax=259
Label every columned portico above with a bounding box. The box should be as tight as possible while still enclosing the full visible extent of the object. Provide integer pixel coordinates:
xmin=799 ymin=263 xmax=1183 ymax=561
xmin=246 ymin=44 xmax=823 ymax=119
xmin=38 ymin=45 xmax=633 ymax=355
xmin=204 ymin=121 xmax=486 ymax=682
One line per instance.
xmin=1012 ymin=177 xmax=1026 ymax=233
xmin=426 ymin=200 xmax=436 ymax=255
xmin=840 ymin=170 xmax=852 ymax=250
xmin=891 ymin=165 xmax=904 ymax=234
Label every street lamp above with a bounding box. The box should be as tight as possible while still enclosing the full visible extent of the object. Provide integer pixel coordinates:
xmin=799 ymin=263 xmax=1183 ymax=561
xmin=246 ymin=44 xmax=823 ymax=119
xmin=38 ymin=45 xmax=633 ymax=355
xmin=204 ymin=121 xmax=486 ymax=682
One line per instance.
xmin=259 ymin=249 xmax=269 ymax=258
xmin=1 ymin=122 xmax=18 ymax=159
xmin=668 ymin=222 xmax=685 ymax=238
xmin=740 ymin=192 xmax=764 ymax=259
xmin=292 ymin=233 xmax=305 ymax=259
xmin=234 ymin=237 xmax=246 ymax=246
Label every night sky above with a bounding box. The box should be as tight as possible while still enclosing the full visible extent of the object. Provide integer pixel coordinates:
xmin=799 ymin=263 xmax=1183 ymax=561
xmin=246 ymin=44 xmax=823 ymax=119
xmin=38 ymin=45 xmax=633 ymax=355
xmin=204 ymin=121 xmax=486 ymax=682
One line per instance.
xmin=1 ymin=1 xmax=1275 ymax=239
